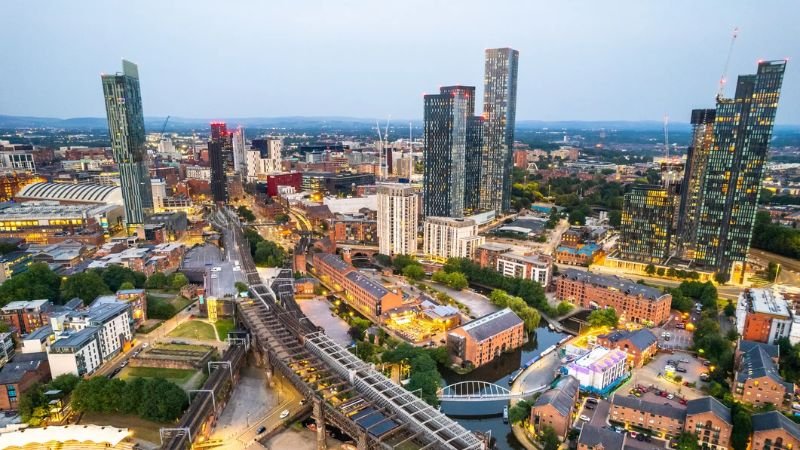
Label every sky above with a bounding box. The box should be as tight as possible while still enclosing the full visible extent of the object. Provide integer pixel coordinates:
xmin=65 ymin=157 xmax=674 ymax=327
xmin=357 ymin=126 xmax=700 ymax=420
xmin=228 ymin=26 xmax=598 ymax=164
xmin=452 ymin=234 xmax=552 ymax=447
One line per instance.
xmin=1 ymin=0 xmax=799 ymax=124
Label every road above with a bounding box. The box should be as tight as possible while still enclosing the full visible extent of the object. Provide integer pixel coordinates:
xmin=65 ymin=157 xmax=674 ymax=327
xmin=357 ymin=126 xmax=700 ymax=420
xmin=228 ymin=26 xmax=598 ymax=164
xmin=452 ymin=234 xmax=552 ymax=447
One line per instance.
xmin=750 ymin=248 xmax=800 ymax=286
xmin=206 ymin=209 xmax=247 ymax=297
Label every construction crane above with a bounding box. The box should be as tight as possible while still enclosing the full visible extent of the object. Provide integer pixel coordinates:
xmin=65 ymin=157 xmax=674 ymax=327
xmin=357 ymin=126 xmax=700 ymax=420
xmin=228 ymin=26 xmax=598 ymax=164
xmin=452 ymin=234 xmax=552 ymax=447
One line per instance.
xmin=160 ymin=115 xmax=171 ymax=138
xmin=717 ymin=27 xmax=739 ymax=99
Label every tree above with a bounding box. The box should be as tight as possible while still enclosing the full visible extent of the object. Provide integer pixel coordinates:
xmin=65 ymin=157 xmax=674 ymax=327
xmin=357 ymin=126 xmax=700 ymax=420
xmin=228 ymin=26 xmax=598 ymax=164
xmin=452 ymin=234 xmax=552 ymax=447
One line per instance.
xmin=235 ymin=281 xmax=249 ymax=293
xmin=645 ymin=264 xmax=656 ymax=275
xmin=61 ymin=271 xmax=111 ymax=303
xmin=538 ymin=425 xmax=560 ymax=450
xmin=556 ymin=301 xmax=574 ymax=316
xmin=119 ymin=281 xmax=135 ymax=291
xmin=373 ymin=254 xmax=392 ymax=267
xmin=237 ymin=205 xmax=256 ymax=222
xmin=0 ymin=262 xmax=62 ymax=306
xmin=724 ymin=300 xmax=736 ymax=317
xmin=675 ymin=431 xmax=699 ymax=450
xmin=253 ymin=240 xmax=286 ymax=267
xmin=98 ymin=265 xmax=145 ymax=291
xmin=751 ymin=211 xmax=800 ymax=259
xmin=273 ymin=213 xmax=290 ymax=225
xmin=392 ymin=254 xmax=417 ymax=271
xmin=656 ymin=267 xmax=666 ymax=277
xmin=170 ymin=272 xmax=189 ymax=290
xmin=146 ymin=272 xmax=168 ymax=289
xmin=766 ymin=262 xmax=779 ymax=282
xmin=588 ymin=308 xmax=619 ymax=328
xmin=714 ymin=271 xmax=729 ymax=284
xmin=508 ymin=399 xmax=532 ymax=424
xmin=730 ymin=404 xmax=752 ymax=450
xmin=402 ymin=264 xmax=425 ymax=281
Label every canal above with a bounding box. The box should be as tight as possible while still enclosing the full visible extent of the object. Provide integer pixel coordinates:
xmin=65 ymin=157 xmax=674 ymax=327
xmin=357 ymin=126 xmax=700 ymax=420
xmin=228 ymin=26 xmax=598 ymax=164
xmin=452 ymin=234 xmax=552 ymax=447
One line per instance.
xmin=440 ymin=324 xmax=568 ymax=450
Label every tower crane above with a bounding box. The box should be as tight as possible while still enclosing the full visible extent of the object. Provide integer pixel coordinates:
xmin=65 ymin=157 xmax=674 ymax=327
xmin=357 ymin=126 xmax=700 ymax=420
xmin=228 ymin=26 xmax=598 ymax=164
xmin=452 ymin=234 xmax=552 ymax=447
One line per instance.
xmin=717 ymin=27 xmax=739 ymax=100
xmin=160 ymin=115 xmax=171 ymax=138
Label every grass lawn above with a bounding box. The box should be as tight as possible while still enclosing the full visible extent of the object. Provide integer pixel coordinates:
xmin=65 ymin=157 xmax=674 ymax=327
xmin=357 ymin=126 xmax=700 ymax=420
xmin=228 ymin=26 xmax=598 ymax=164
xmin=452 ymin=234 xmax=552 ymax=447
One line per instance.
xmin=147 ymin=294 xmax=193 ymax=320
xmin=214 ymin=318 xmax=235 ymax=340
xmin=168 ymin=320 xmax=217 ymax=340
xmin=120 ymin=366 xmax=197 ymax=385
xmin=79 ymin=411 xmax=165 ymax=444
xmin=155 ymin=343 xmax=213 ymax=353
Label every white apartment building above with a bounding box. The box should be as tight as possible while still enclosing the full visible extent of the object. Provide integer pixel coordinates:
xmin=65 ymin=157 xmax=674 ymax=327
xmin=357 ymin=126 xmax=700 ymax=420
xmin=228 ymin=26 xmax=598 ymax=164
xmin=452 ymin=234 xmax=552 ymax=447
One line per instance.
xmin=150 ymin=178 xmax=167 ymax=211
xmin=246 ymin=138 xmax=283 ymax=182
xmin=377 ymin=183 xmax=419 ymax=256
xmin=422 ymin=216 xmax=485 ymax=261
xmin=564 ymin=347 xmax=628 ymax=393
xmin=232 ymin=126 xmax=247 ymax=175
xmin=47 ymin=327 xmax=102 ymax=377
xmin=496 ymin=252 xmax=553 ymax=286
xmin=55 ymin=301 xmax=133 ymax=361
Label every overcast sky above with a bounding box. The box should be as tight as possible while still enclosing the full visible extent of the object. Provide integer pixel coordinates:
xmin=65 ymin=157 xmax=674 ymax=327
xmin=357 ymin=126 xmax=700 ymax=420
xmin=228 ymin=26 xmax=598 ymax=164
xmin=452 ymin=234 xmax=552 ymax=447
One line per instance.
xmin=1 ymin=0 xmax=798 ymax=123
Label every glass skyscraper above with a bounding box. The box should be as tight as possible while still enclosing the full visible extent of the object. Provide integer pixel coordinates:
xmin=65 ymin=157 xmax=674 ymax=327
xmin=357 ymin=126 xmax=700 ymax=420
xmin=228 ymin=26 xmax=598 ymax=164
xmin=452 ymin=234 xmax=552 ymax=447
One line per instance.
xmin=677 ymin=108 xmax=715 ymax=259
xmin=463 ymin=115 xmax=484 ymax=213
xmin=479 ymin=48 xmax=519 ymax=214
xmin=620 ymin=185 xmax=674 ymax=264
xmin=423 ymin=86 xmax=472 ymax=218
xmin=693 ymin=60 xmax=786 ymax=281
xmin=209 ymin=122 xmax=229 ymax=202
xmin=101 ymin=60 xmax=153 ymax=227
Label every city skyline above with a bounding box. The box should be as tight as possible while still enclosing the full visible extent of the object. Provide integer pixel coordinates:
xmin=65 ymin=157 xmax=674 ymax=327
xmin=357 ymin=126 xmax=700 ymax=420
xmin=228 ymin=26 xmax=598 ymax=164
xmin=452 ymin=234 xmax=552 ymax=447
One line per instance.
xmin=1 ymin=1 xmax=798 ymax=123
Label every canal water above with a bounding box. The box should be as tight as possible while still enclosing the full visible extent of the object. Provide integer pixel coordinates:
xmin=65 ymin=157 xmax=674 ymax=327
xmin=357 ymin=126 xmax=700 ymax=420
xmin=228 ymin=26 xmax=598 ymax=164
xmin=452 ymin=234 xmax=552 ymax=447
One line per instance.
xmin=440 ymin=324 xmax=568 ymax=450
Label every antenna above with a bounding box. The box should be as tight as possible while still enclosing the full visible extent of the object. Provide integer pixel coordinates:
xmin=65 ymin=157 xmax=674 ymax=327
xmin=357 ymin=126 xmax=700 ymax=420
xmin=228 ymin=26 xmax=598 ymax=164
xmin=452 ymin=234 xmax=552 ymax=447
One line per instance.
xmin=717 ymin=27 xmax=739 ymax=99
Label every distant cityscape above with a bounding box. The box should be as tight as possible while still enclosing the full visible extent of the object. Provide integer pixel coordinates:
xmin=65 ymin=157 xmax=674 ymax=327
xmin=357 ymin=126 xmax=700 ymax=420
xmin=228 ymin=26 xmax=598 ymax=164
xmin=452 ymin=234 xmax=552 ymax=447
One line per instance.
xmin=0 ymin=23 xmax=799 ymax=450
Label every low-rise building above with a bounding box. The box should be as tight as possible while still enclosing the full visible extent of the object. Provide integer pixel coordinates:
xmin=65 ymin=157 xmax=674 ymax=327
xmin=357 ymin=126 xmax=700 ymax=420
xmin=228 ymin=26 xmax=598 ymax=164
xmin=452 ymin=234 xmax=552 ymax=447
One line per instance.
xmin=474 ymin=243 xmax=513 ymax=269
xmin=529 ymin=376 xmax=579 ymax=439
xmin=577 ymin=424 xmax=625 ymax=450
xmin=684 ymin=396 xmax=732 ymax=450
xmin=0 ymin=352 xmax=50 ymax=411
xmin=0 ymin=201 xmax=123 ymax=245
xmin=47 ymin=327 xmax=102 ymax=377
xmin=0 ymin=332 xmax=14 ymax=368
xmin=556 ymin=269 xmax=671 ymax=326
xmin=555 ymin=243 xmax=602 ymax=267
xmin=733 ymin=340 xmax=793 ymax=411
xmin=736 ymin=288 xmax=795 ymax=344
xmin=597 ymin=328 xmax=658 ymax=368
xmin=610 ymin=395 xmax=686 ymax=438
xmin=563 ymin=347 xmax=627 ymax=395
xmin=446 ymin=308 xmax=525 ymax=369
xmin=21 ymin=325 xmax=53 ymax=354
xmin=751 ymin=410 xmax=800 ymax=450
xmin=115 ymin=289 xmax=148 ymax=327
xmin=496 ymin=252 xmax=552 ymax=286
xmin=422 ymin=217 xmax=485 ymax=262
xmin=58 ymin=301 xmax=133 ymax=360
xmin=0 ymin=299 xmax=52 ymax=335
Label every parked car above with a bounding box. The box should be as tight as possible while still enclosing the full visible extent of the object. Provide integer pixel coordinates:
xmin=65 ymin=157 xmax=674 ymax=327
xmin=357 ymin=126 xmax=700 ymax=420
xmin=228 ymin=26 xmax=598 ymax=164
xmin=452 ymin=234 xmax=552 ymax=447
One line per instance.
xmin=585 ymin=404 xmax=595 ymax=410
xmin=676 ymin=367 xmax=687 ymax=373
xmin=257 ymin=426 xmax=266 ymax=434
xmin=667 ymin=394 xmax=675 ymax=400
xmin=280 ymin=409 xmax=290 ymax=419
xmin=579 ymin=415 xmax=590 ymax=422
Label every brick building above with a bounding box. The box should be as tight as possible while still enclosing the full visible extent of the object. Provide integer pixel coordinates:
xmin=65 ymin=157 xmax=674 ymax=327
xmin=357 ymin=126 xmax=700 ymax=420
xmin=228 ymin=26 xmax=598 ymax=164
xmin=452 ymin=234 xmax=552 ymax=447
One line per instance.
xmin=735 ymin=288 xmax=793 ymax=344
xmin=684 ymin=397 xmax=732 ymax=450
xmin=0 ymin=353 xmax=50 ymax=410
xmin=446 ymin=308 xmax=525 ymax=369
xmin=577 ymin=424 xmax=625 ymax=450
xmin=597 ymin=328 xmax=658 ymax=368
xmin=529 ymin=376 xmax=579 ymax=439
xmin=610 ymin=395 xmax=686 ymax=438
xmin=751 ymin=411 xmax=800 ymax=450
xmin=556 ymin=269 xmax=671 ymax=326
xmin=0 ymin=300 xmax=53 ymax=335
xmin=313 ymin=253 xmax=403 ymax=321
xmin=733 ymin=340 xmax=793 ymax=411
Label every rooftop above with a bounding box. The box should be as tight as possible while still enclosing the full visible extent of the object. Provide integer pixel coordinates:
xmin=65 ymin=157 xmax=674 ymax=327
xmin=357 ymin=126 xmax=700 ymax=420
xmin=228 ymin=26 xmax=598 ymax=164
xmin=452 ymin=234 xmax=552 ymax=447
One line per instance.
xmin=577 ymin=424 xmax=625 ymax=449
xmin=560 ymin=268 xmax=666 ymax=301
xmin=425 ymin=216 xmax=477 ymax=228
xmin=745 ymin=288 xmax=790 ymax=318
xmin=345 ymin=271 xmax=391 ymax=299
xmin=458 ymin=308 xmax=523 ymax=342
xmin=533 ymin=376 xmax=579 ymax=417
xmin=1 ymin=299 xmax=50 ymax=313
xmin=16 ymin=182 xmax=123 ymax=205
xmin=737 ymin=344 xmax=794 ymax=392
xmin=477 ymin=242 xmax=513 ymax=252
xmin=0 ymin=353 xmax=47 ymax=384
xmin=739 ymin=340 xmax=779 ymax=359
xmin=316 ymin=252 xmax=353 ymax=273
xmin=0 ymin=201 xmax=119 ymax=220
xmin=50 ymin=327 xmax=99 ymax=350
xmin=568 ymin=347 xmax=627 ymax=374
xmin=685 ymin=396 xmax=731 ymax=424
xmin=599 ymin=328 xmax=657 ymax=351
xmin=612 ymin=394 xmax=686 ymax=421
xmin=752 ymin=411 xmax=800 ymax=442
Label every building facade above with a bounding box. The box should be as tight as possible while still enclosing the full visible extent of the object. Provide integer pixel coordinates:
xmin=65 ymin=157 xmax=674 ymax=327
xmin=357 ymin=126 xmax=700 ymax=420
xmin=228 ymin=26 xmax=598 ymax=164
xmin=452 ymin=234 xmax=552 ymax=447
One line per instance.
xmin=619 ymin=185 xmax=673 ymax=264
xmin=446 ymin=308 xmax=524 ymax=368
xmin=751 ymin=411 xmax=800 ymax=450
xmin=377 ymin=183 xmax=418 ymax=256
xmin=479 ymin=48 xmax=519 ymax=214
xmin=47 ymin=327 xmax=102 ymax=377
xmin=529 ymin=376 xmax=579 ymax=439
xmin=736 ymin=288 xmax=794 ymax=344
xmin=209 ymin=133 xmax=228 ymax=202
xmin=422 ymin=216 xmax=484 ymax=262
xmin=684 ymin=397 xmax=733 ymax=450
xmin=496 ymin=252 xmax=552 ymax=286
xmin=556 ymin=269 xmax=671 ymax=325
xmin=101 ymin=60 xmax=153 ymax=227
xmin=693 ymin=61 xmax=787 ymax=281
xmin=677 ymin=108 xmax=716 ymax=259
xmin=563 ymin=347 xmax=627 ymax=394
xmin=597 ymin=328 xmax=658 ymax=368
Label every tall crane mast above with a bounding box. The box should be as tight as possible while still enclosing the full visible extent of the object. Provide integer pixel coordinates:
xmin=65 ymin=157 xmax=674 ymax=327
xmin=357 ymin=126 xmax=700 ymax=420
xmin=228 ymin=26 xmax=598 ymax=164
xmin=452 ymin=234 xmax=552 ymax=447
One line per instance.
xmin=717 ymin=27 xmax=739 ymax=100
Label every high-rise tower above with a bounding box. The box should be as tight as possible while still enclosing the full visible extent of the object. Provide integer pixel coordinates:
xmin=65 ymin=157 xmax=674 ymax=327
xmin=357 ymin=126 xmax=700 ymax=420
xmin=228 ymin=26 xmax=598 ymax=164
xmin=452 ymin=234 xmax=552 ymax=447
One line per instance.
xmin=101 ymin=60 xmax=153 ymax=228
xmin=377 ymin=183 xmax=418 ymax=256
xmin=423 ymin=86 xmax=472 ymax=218
xmin=619 ymin=185 xmax=674 ymax=264
xmin=677 ymin=108 xmax=716 ymax=258
xmin=209 ymin=122 xmax=229 ymax=202
xmin=693 ymin=60 xmax=786 ymax=281
xmin=479 ymin=48 xmax=519 ymax=214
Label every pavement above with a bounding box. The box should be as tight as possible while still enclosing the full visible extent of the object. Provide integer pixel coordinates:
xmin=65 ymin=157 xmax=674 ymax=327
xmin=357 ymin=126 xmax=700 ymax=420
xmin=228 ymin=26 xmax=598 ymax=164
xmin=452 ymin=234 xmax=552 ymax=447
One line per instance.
xmin=421 ymin=282 xmax=499 ymax=319
xmin=296 ymin=297 xmax=352 ymax=346
xmin=512 ymin=352 xmax=562 ymax=395
xmin=622 ymin=352 xmax=709 ymax=402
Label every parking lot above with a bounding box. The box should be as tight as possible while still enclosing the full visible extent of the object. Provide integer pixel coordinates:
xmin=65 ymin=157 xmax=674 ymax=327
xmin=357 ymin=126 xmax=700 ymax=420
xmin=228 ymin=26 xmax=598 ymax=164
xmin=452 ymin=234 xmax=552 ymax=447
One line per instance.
xmin=623 ymin=352 xmax=710 ymax=401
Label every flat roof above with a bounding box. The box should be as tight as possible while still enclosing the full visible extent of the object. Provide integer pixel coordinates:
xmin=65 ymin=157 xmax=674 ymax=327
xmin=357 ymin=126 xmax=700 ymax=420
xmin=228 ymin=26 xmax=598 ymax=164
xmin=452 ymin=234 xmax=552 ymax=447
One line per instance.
xmin=746 ymin=288 xmax=790 ymax=318
xmin=568 ymin=347 xmax=627 ymax=374
xmin=50 ymin=327 xmax=99 ymax=349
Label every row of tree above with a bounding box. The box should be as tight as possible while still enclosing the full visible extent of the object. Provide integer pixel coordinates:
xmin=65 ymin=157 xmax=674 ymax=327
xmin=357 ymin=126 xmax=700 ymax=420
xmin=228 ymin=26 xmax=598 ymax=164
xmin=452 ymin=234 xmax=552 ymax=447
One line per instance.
xmin=381 ymin=343 xmax=448 ymax=406
xmin=18 ymin=374 xmax=81 ymax=425
xmin=644 ymin=264 xmax=702 ymax=281
xmin=751 ymin=210 xmax=800 ymax=259
xmin=243 ymin=227 xmax=286 ymax=267
xmin=71 ymin=376 xmax=187 ymax=422
xmin=441 ymin=257 xmax=552 ymax=315
xmin=489 ymin=290 xmax=541 ymax=331
xmin=431 ymin=270 xmax=468 ymax=290
xmin=0 ymin=263 xmax=175 ymax=307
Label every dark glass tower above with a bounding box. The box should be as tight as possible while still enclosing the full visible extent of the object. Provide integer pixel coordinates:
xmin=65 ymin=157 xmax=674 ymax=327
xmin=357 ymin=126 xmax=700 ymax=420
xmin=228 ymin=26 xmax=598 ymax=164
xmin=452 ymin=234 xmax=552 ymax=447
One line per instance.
xmin=693 ymin=60 xmax=786 ymax=281
xmin=463 ymin=115 xmax=484 ymax=213
xmin=423 ymin=86 xmax=472 ymax=217
xmin=619 ymin=185 xmax=674 ymax=264
xmin=101 ymin=60 xmax=153 ymax=227
xmin=209 ymin=122 xmax=229 ymax=202
xmin=677 ymin=108 xmax=715 ymax=259
xmin=479 ymin=48 xmax=519 ymax=214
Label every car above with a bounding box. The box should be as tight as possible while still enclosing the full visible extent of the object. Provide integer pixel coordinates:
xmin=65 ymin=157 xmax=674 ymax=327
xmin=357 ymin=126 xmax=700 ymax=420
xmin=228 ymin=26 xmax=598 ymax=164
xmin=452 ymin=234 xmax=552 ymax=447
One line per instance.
xmin=679 ymin=399 xmax=688 ymax=405
xmin=676 ymin=367 xmax=687 ymax=373
xmin=579 ymin=415 xmax=590 ymax=422
xmin=120 ymin=360 xmax=129 ymax=368
xmin=142 ymin=343 xmax=149 ymax=348
xmin=299 ymin=399 xmax=307 ymax=406
xmin=211 ymin=266 xmax=222 ymax=272
xmin=676 ymin=323 xmax=685 ymax=329
xmin=586 ymin=397 xmax=599 ymax=404
xmin=679 ymin=358 xmax=689 ymax=363
xmin=280 ymin=409 xmax=290 ymax=419
xmin=666 ymin=359 xmax=677 ymax=365
xmin=629 ymin=431 xmax=638 ymax=438
xmin=661 ymin=391 xmax=669 ymax=398
xmin=585 ymin=404 xmax=594 ymax=410
xmin=699 ymin=373 xmax=710 ymax=381
xmin=703 ymin=360 xmax=711 ymax=366
xmin=636 ymin=434 xmax=645 ymax=441
xmin=667 ymin=394 xmax=674 ymax=400
xmin=257 ymin=426 xmax=267 ymax=434
xmin=644 ymin=435 xmax=652 ymax=442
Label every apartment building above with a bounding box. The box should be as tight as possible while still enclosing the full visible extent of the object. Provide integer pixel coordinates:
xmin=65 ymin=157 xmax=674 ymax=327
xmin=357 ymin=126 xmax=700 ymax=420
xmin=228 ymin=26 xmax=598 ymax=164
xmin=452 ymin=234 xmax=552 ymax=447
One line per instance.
xmin=529 ymin=376 xmax=579 ymax=439
xmin=577 ymin=424 xmax=625 ymax=450
xmin=446 ymin=308 xmax=525 ymax=368
xmin=422 ymin=217 xmax=485 ymax=262
xmin=556 ymin=268 xmax=671 ymax=326
xmin=733 ymin=340 xmax=793 ymax=411
xmin=597 ymin=328 xmax=658 ymax=368
xmin=564 ymin=347 xmax=627 ymax=395
xmin=496 ymin=252 xmax=552 ymax=286
xmin=0 ymin=299 xmax=52 ymax=335
xmin=684 ymin=397 xmax=732 ymax=450
xmin=736 ymin=288 xmax=795 ymax=344
xmin=751 ymin=411 xmax=800 ymax=450
xmin=47 ymin=327 xmax=102 ymax=377
xmin=610 ymin=395 xmax=686 ymax=438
